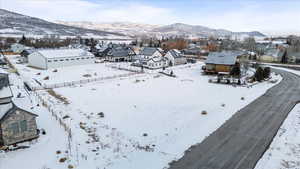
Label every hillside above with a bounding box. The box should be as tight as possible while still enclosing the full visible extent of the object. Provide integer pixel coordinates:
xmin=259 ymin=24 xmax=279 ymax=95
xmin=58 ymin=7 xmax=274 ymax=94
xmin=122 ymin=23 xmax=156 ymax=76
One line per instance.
xmin=57 ymin=21 xmax=266 ymax=40
xmin=0 ymin=9 xmax=129 ymax=39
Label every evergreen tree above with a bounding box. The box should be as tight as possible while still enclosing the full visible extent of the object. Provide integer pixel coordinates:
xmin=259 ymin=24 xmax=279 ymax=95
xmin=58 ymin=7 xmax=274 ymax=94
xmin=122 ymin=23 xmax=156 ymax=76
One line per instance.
xmin=19 ymin=35 xmax=26 ymax=45
xmin=263 ymin=67 xmax=271 ymax=79
xmin=254 ymin=67 xmax=264 ymax=82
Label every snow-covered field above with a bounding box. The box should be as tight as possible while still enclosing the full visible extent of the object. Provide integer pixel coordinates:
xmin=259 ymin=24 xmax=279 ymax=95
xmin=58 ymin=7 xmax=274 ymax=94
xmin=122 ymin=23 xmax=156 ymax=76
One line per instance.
xmin=10 ymin=62 xmax=279 ymax=169
xmin=6 ymin=55 xmax=137 ymax=88
xmin=0 ymin=73 xmax=70 ymax=169
xmin=0 ymin=59 xmax=284 ymax=169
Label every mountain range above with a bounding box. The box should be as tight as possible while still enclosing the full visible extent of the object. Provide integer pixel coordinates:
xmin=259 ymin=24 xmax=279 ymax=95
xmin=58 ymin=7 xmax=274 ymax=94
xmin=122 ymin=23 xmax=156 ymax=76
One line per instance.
xmin=0 ymin=8 xmax=266 ymax=40
xmin=56 ymin=21 xmax=266 ymax=40
xmin=0 ymin=9 xmax=128 ymax=39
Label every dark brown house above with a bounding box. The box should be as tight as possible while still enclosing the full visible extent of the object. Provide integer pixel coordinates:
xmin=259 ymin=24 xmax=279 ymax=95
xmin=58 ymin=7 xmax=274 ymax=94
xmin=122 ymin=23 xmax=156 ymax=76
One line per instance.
xmin=0 ymin=73 xmax=38 ymax=146
xmin=204 ymin=51 xmax=242 ymax=73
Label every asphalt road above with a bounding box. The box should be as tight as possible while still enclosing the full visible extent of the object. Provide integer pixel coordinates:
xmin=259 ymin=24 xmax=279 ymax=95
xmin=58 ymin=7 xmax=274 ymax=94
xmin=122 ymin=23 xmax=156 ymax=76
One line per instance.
xmin=169 ymin=69 xmax=300 ymax=169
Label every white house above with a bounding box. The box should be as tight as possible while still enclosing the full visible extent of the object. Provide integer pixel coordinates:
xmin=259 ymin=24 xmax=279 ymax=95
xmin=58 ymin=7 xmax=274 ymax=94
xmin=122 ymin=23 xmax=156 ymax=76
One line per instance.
xmin=165 ymin=49 xmax=187 ymax=66
xmin=11 ymin=43 xmax=25 ymax=54
xmin=135 ymin=47 xmax=168 ymax=69
xmin=28 ymin=49 xmax=95 ymax=69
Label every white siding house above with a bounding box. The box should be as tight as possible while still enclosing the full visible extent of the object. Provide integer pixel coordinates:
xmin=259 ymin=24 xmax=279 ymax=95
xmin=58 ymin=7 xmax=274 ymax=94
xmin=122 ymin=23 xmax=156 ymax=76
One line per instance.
xmin=165 ymin=49 xmax=187 ymax=66
xmin=134 ymin=47 xmax=168 ymax=69
xmin=28 ymin=49 xmax=95 ymax=69
xmin=11 ymin=43 xmax=25 ymax=53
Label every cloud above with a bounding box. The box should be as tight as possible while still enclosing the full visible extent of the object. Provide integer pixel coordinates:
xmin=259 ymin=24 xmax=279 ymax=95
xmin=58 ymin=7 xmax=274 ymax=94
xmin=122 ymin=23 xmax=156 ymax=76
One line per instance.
xmin=2 ymin=0 xmax=300 ymax=35
xmin=1 ymin=0 xmax=177 ymax=24
xmin=188 ymin=1 xmax=300 ymax=35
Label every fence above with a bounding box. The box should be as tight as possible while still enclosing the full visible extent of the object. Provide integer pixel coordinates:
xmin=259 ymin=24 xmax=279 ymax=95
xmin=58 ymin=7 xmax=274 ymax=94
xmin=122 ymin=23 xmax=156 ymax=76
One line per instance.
xmin=27 ymin=71 xmax=143 ymax=91
xmin=32 ymin=92 xmax=72 ymax=140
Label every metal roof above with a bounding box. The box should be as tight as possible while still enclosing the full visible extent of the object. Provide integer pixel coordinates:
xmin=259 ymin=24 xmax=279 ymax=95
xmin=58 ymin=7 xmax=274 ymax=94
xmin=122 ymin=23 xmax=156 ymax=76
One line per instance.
xmin=108 ymin=47 xmax=134 ymax=57
xmin=205 ymin=51 xmax=241 ymax=65
xmin=140 ymin=47 xmax=160 ymax=56
xmin=33 ymin=49 xmax=94 ymax=59
xmin=168 ymin=49 xmax=184 ymax=58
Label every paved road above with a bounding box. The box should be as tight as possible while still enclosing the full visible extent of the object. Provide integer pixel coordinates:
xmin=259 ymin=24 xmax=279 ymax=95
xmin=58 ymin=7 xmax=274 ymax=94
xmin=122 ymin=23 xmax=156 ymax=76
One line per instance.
xmin=169 ymin=69 xmax=300 ymax=169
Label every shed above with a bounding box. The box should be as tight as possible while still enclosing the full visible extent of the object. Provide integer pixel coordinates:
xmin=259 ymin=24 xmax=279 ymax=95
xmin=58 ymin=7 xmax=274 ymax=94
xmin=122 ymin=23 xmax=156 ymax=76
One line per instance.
xmin=28 ymin=49 xmax=95 ymax=69
xmin=0 ymin=73 xmax=38 ymax=146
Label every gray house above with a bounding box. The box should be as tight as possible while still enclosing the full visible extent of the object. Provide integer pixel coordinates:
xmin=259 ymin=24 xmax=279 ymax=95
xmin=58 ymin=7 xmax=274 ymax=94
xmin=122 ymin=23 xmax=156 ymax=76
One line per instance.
xmin=106 ymin=47 xmax=136 ymax=62
xmin=165 ymin=49 xmax=187 ymax=66
xmin=0 ymin=73 xmax=38 ymax=146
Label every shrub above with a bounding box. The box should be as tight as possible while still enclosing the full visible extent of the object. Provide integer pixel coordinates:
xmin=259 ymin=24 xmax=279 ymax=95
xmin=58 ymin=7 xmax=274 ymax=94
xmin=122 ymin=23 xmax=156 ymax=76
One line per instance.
xmin=201 ymin=111 xmax=207 ymax=115
xmin=254 ymin=67 xmax=264 ymax=82
xmin=230 ymin=65 xmax=241 ymax=77
xmin=263 ymin=67 xmax=271 ymax=79
xmin=59 ymin=157 xmax=67 ymax=163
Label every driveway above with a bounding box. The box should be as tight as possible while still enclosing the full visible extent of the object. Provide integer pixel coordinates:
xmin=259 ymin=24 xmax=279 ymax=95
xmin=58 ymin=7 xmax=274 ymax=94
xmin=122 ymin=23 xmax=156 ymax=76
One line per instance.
xmin=169 ymin=69 xmax=300 ymax=169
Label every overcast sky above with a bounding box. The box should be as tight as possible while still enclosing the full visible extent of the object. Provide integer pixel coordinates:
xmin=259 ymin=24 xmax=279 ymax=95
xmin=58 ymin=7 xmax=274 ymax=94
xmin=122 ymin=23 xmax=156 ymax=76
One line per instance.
xmin=1 ymin=0 xmax=300 ymax=35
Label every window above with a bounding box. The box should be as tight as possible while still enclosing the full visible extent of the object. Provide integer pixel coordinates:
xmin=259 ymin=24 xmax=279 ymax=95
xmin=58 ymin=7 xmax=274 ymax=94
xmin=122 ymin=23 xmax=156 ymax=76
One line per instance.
xmin=11 ymin=122 xmax=19 ymax=134
xmin=66 ymin=59 xmax=69 ymax=61
xmin=71 ymin=59 xmax=75 ymax=61
xmin=60 ymin=59 xmax=64 ymax=61
xmin=86 ymin=57 xmax=90 ymax=59
xmin=20 ymin=120 xmax=27 ymax=132
xmin=48 ymin=60 xmax=52 ymax=63
xmin=54 ymin=60 xmax=58 ymax=62
xmin=76 ymin=58 xmax=80 ymax=60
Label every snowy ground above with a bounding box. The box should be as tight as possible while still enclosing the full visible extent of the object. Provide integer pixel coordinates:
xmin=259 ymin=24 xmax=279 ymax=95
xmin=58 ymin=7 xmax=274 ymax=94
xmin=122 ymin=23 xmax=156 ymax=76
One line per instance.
xmin=6 ymin=55 xmax=135 ymax=88
xmin=254 ymin=67 xmax=300 ymax=169
xmin=255 ymin=104 xmax=300 ymax=169
xmin=0 ymin=72 xmax=70 ymax=169
xmin=0 ymin=59 xmax=284 ymax=169
xmin=18 ymin=62 xmax=280 ymax=169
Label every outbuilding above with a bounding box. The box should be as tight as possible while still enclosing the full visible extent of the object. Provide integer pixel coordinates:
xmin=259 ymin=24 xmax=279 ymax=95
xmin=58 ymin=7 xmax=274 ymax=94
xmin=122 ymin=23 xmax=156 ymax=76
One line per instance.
xmin=0 ymin=73 xmax=38 ymax=146
xmin=28 ymin=49 xmax=95 ymax=69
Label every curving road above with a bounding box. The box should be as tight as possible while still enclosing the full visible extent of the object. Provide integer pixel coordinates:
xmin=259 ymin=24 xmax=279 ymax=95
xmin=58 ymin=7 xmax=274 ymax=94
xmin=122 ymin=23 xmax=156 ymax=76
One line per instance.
xmin=169 ymin=69 xmax=300 ymax=169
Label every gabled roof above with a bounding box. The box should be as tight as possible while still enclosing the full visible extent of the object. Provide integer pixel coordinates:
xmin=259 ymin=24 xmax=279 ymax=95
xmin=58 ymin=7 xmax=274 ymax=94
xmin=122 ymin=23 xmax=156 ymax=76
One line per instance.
xmin=0 ymin=103 xmax=38 ymax=123
xmin=205 ymin=51 xmax=242 ymax=65
xmin=33 ymin=49 xmax=94 ymax=59
xmin=108 ymin=47 xmax=135 ymax=57
xmin=0 ymin=73 xmax=12 ymax=99
xmin=140 ymin=47 xmax=161 ymax=56
xmin=168 ymin=49 xmax=184 ymax=58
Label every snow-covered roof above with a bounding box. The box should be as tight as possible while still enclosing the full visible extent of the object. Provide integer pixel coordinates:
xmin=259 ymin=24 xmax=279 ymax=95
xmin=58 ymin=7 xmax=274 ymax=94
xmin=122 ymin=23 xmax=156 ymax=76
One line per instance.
xmin=168 ymin=49 xmax=184 ymax=58
xmin=140 ymin=47 xmax=160 ymax=56
xmin=35 ymin=49 xmax=94 ymax=59
xmin=0 ymin=73 xmax=12 ymax=99
xmin=264 ymin=48 xmax=285 ymax=58
xmin=205 ymin=51 xmax=242 ymax=65
xmin=0 ymin=103 xmax=38 ymax=122
xmin=0 ymin=102 xmax=13 ymax=120
xmin=108 ymin=47 xmax=134 ymax=57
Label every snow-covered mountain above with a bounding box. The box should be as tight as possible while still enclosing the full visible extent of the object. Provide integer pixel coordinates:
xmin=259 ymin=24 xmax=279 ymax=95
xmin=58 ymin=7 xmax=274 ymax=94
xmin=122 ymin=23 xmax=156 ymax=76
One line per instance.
xmin=56 ymin=22 xmax=266 ymax=40
xmin=0 ymin=9 xmax=129 ymax=39
xmin=56 ymin=21 xmax=160 ymax=37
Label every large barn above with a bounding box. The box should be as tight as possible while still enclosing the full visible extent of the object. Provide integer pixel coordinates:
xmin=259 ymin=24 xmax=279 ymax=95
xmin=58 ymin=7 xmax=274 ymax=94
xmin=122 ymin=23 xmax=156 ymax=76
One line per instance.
xmin=28 ymin=49 xmax=95 ymax=69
